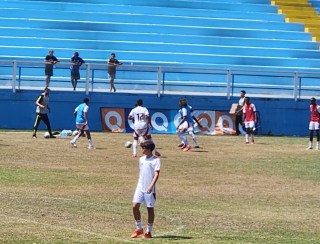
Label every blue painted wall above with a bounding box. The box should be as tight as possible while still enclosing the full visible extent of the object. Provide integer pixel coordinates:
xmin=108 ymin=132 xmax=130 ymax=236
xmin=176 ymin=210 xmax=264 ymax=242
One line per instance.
xmin=0 ymin=89 xmax=310 ymax=136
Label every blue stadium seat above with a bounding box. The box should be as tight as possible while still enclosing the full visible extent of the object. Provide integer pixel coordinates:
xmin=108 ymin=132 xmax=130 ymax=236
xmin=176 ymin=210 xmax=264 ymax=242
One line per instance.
xmin=1 ymin=0 xmax=320 ymax=92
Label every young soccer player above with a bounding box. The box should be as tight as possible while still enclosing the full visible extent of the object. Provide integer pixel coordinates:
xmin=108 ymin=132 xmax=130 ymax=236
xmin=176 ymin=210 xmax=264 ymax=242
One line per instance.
xmin=242 ymin=97 xmax=257 ymax=144
xmin=128 ymin=99 xmax=160 ymax=157
xmin=307 ymin=97 xmax=320 ymax=150
xmin=176 ymin=98 xmax=201 ymax=151
xmin=131 ymin=141 xmax=160 ymax=239
xmin=70 ymin=98 xmax=94 ymax=149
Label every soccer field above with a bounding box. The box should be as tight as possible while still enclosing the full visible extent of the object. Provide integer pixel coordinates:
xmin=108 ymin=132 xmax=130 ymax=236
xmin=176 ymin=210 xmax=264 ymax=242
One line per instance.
xmin=0 ymin=132 xmax=319 ymax=243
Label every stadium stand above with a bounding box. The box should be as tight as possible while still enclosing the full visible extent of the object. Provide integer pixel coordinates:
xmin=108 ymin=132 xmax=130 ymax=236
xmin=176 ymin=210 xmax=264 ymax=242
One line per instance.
xmin=0 ymin=0 xmax=320 ymax=96
xmin=273 ymin=0 xmax=320 ymax=42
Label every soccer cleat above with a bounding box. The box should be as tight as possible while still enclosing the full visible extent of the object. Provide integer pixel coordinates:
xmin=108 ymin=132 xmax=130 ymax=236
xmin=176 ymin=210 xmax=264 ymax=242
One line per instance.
xmin=88 ymin=145 xmax=94 ymax=149
xmin=306 ymin=146 xmax=313 ymax=150
xmin=155 ymin=151 xmax=161 ymax=157
xmin=32 ymin=135 xmax=37 ymax=139
xmin=181 ymin=144 xmax=187 ymax=150
xmin=49 ymin=135 xmax=56 ymax=138
xmin=178 ymin=143 xmax=185 ymax=147
xmin=251 ymin=141 xmax=255 ymax=144
xmin=131 ymin=229 xmax=144 ymax=238
xmin=132 ymin=154 xmax=137 ymax=158
xmin=142 ymin=232 xmax=152 ymax=239
xmin=70 ymin=141 xmax=77 ymax=148
xmin=244 ymin=141 xmax=249 ymax=144
xmin=182 ymin=145 xmax=191 ymax=152
xmin=194 ymin=145 xmax=200 ymax=148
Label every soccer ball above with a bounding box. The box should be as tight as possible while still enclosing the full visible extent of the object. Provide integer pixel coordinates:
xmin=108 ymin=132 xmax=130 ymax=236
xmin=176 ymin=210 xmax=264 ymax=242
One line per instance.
xmin=44 ymin=132 xmax=50 ymax=138
xmin=125 ymin=141 xmax=132 ymax=148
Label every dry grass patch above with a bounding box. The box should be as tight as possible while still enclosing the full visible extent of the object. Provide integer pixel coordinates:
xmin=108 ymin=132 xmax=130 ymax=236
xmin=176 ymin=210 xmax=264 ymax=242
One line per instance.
xmin=0 ymin=131 xmax=320 ymax=243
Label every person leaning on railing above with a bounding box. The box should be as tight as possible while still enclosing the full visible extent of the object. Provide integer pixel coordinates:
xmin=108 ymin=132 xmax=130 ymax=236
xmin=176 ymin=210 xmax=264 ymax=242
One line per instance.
xmin=107 ymin=52 xmax=122 ymax=92
xmin=44 ymin=49 xmax=60 ymax=88
xmin=70 ymin=52 xmax=85 ymax=91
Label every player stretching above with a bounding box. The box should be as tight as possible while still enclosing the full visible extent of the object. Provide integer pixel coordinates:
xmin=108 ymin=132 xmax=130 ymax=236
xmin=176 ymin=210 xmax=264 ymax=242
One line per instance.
xmin=307 ymin=97 xmax=320 ymax=150
xmin=128 ymin=99 xmax=160 ymax=157
xmin=242 ymin=97 xmax=257 ymax=144
xmin=131 ymin=141 xmax=160 ymax=239
xmin=70 ymin=98 xmax=94 ymax=149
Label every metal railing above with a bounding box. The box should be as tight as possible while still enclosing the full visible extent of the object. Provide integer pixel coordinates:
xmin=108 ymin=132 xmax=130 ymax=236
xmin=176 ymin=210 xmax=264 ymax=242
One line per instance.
xmin=1 ymin=60 xmax=320 ymax=100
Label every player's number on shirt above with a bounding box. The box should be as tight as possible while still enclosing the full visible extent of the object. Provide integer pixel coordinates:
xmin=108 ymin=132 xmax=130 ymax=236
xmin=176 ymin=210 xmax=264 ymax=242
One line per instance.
xmin=137 ymin=113 xmax=144 ymax=121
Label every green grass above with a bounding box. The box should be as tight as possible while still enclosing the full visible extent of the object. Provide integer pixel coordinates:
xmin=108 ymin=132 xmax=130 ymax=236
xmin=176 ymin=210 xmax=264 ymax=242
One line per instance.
xmin=0 ymin=132 xmax=320 ymax=243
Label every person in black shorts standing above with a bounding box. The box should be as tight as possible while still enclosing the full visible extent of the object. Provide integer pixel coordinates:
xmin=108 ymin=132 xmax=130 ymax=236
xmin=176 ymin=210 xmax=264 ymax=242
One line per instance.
xmin=70 ymin=51 xmax=85 ymax=91
xmin=32 ymin=88 xmax=55 ymax=138
xmin=44 ymin=50 xmax=59 ymax=88
xmin=107 ymin=53 xmax=122 ymax=92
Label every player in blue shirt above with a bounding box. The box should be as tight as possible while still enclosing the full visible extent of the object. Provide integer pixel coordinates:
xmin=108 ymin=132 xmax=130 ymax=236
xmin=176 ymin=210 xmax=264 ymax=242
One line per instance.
xmin=70 ymin=98 xmax=94 ymax=149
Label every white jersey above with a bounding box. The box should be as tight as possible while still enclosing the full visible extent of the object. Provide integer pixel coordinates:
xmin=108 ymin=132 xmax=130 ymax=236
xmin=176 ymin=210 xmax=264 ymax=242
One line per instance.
xmin=135 ymin=155 xmax=160 ymax=193
xmin=129 ymin=106 xmax=149 ymax=130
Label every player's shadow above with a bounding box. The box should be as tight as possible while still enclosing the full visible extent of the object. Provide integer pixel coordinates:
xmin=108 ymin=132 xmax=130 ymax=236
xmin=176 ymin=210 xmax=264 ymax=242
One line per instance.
xmin=0 ymin=143 xmax=11 ymax=147
xmin=153 ymin=235 xmax=192 ymax=240
xmin=193 ymin=150 xmax=208 ymax=153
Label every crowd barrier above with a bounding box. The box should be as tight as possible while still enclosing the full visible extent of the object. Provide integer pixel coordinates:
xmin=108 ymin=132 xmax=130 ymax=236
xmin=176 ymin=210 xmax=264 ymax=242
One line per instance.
xmin=1 ymin=60 xmax=320 ymax=100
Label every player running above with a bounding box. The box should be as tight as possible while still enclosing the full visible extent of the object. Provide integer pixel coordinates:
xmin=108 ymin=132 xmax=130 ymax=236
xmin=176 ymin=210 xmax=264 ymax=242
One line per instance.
xmin=307 ymin=97 xmax=320 ymax=150
xmin=128 ymin=99 xmax=160 ymax=157
xmin=70 ymin=98 xmax=94 ymax=149
xmin=242 ymin=97 xmax=257 ymax=144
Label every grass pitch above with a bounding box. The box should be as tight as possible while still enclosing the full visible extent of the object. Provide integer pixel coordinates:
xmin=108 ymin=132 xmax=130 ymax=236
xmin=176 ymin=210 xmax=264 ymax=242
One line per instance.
xmin=0 ymin=131 xmax=320 ymax=243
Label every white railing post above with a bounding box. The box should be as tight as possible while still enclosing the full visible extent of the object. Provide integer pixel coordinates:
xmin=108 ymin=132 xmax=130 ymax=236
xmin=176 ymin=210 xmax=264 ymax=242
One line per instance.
xmin=226 ymin=69 xmax=231 ymax=100
xmin=12 ymin=60 xmax=17 ymax=93
xmin=157 ymin=66 xmax=162 ymax=97
xmin=85 ymin=63 xmax=90 ymax=95
xmin=293 ymin=72 xmax=298 ymax=101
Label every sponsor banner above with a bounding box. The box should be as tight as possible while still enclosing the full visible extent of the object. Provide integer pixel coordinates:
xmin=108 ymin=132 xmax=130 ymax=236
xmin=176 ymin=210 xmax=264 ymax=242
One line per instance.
xmin=100 ymin=108 xmax=126 ymax=132
xmin=100 ymin=108 xmax=236 ymax=135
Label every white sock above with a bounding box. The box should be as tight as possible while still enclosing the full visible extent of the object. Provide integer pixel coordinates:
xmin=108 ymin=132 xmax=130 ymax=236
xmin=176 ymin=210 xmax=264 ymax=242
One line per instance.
xmin=135 ymin=220 xmax=142 ymax=230
xmin=309 ymin=141 xmax=312 ymax=147
xmin=245 ymin=134 xmax=249 ymax=142
xmin=133 ymin=139 xmax=138 ymax=155
xmin=189 ymin=131 xmax=198 ymax=146
xmin=88 ymin=139 xmax=93 ymax=147
xmin=146 ymin=223 xmax=153 ymax=233
xmin=71 ymin=133 xmax=80 ymax=143
xmin=182 ymin=133 xmax=189 ymax=145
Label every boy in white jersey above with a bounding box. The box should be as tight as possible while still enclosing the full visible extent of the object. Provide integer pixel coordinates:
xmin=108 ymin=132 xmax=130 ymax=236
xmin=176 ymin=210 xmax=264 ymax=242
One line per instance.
xmin=70 ymin=98 xmax=94 ymax=149
xmin=131 ymin=141 xmax=160 ymax=239
xmin=128 ymin=99 xmax=160 ymax=157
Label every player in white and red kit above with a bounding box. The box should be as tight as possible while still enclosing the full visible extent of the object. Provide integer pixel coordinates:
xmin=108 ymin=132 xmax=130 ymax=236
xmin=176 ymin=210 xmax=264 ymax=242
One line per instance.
xmin=307 ymin=97 xmax=320 ymax=150
xmin=128 ymin=99 xmax=160 ymax=157
xmin=242 ymin=97 xmax=257 ymax=144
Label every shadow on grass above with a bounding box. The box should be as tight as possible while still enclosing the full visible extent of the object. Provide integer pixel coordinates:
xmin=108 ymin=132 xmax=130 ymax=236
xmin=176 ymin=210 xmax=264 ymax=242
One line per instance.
xmin=0 ymin=143 xmax=10 ymax=147
xmin=192 ymin=150 xmax=208 ymax=153
xmin=153 ymin=235 xmax=192 ymax=240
